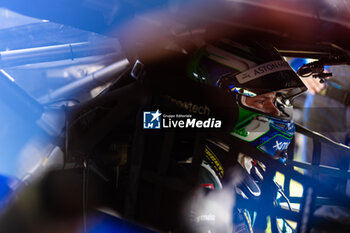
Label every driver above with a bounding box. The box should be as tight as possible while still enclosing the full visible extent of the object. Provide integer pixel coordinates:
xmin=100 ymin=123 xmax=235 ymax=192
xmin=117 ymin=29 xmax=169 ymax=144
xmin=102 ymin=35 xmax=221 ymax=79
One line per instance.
xmin=244 ymin=92 xmax=280 ymax=117
xmin=183 ymin=38 xmax=307 ymax=233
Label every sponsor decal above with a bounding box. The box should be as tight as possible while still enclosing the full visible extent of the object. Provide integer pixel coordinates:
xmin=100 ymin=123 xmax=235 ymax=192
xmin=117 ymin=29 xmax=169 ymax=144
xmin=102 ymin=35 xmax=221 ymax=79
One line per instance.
xmin=258 ymin=135 xmax=291 ymax=156
xmin=236 ymin=60 xmax=292 ymax=84
xmin=204 ymin=146 xmax=224 ymax=178
xmin=167 ymin=96 xmax=211 ymax=117
xmin=196 ymin=214 xmax=215 ymax=223
xmin=272 ymin=140 xmax=289 ymax=151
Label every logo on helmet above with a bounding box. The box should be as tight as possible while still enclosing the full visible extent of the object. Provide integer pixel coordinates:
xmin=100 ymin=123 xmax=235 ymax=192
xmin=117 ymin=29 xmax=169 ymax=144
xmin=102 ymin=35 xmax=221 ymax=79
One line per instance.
xmin=236 ymin=60 xmax=292 ymax=84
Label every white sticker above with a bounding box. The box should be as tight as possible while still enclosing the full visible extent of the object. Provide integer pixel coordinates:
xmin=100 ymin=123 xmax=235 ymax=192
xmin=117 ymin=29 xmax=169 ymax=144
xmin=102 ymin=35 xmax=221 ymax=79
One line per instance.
xmin=236 ymin=60 xmax=292 ymax=84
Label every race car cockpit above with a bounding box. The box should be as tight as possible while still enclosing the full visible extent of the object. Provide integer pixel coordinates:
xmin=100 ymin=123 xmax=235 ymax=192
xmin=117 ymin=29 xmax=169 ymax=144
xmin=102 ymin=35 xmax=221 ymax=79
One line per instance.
xmin=0 ymin=1 xmax=349 ymax=233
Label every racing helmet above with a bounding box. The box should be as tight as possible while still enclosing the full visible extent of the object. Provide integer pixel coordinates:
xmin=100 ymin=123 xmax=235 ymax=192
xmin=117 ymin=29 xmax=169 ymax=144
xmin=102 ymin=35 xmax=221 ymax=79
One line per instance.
xmin=187 ymin=39 xmax=307 ymax=160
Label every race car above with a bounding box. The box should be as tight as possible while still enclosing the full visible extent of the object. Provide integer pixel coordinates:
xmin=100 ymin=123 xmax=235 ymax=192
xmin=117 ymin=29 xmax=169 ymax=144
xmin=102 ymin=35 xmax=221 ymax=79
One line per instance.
xmin=0 ymin=1 xmax=349 ymax=232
